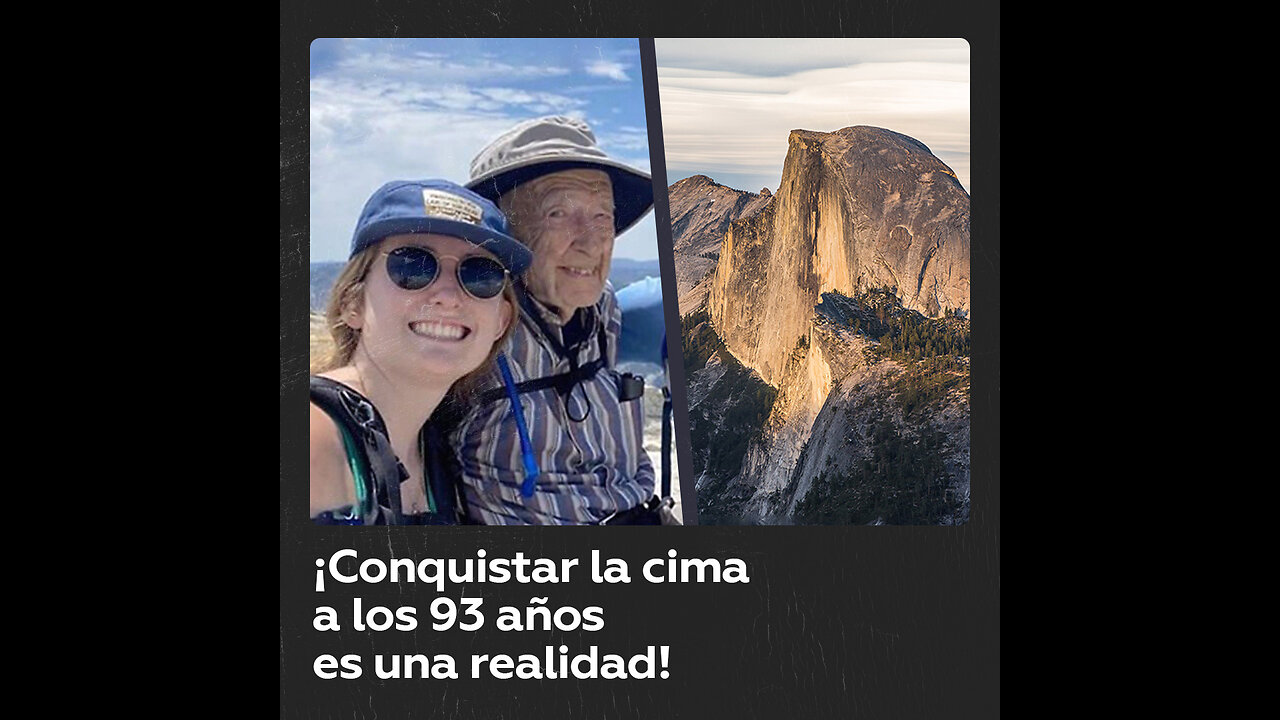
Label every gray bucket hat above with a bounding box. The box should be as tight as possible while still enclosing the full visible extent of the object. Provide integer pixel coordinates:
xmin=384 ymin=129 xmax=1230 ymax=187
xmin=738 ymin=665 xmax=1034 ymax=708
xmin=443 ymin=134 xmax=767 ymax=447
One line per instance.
xmin=466 ymin=115 xmax=654 ymax=236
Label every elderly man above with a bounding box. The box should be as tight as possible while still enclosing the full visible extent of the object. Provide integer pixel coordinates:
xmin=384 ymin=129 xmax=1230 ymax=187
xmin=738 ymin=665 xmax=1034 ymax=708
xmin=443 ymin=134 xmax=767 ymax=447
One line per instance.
xmin=448 ymin=115 xmax=663 ymax=525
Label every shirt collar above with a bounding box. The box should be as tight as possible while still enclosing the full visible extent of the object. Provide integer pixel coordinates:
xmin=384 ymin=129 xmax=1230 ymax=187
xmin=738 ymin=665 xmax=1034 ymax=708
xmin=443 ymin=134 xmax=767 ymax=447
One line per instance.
xmin=521 ymin=287 xmax=598 ymax=329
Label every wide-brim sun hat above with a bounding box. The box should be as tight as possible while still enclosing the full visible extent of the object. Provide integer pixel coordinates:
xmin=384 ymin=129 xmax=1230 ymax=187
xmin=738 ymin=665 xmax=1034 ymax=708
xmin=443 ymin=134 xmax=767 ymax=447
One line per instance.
xmin=350 ymin=178 xmax=532 ymax=275
xmin=466 ymin=116 xmax=654 ymax=236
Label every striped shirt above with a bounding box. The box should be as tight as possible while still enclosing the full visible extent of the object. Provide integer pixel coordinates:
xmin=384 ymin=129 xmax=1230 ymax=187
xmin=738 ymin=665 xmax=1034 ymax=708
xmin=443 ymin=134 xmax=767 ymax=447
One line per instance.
xmin=450 ymin=283 xmax=655 ymax=525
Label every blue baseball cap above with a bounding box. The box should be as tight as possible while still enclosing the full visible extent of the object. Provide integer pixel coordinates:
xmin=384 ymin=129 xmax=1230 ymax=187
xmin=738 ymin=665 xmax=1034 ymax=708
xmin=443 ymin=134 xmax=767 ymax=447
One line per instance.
xmin=350 ymin=179 xmax=532 ymax=275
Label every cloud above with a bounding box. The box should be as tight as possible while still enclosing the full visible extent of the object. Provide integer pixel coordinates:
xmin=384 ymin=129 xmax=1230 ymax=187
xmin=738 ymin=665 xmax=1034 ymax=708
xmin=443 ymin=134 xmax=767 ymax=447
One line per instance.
xmin=585 ymin=59 xmax=630 ymax=81
xmin=601 ymin=125 xmax=652 ymax=154
xmin=655 ymin=38 xmax=968 ymax=76
xmin=310 ymin=42 xmax=655 ymax=262
xmin=654 ymin=39 xmax=970 ymax=194
xmin=335 ymin=50 xmax=571 ymax=83
xmin=309 ymin=104 xmax=525 ymax=261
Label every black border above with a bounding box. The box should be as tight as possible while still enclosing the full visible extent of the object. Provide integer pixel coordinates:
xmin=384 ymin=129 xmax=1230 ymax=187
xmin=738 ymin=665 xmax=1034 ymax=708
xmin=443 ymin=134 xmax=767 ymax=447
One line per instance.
xmin=638 ymin=38 xmax=701 ymax=525
xmin=282 ymin=4 xmax=999 ymax=718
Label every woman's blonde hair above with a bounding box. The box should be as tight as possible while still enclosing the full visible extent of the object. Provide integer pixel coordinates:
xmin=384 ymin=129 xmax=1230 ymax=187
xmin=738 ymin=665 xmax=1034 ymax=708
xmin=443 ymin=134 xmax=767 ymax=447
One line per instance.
xmin=311 ymin=246 xmax=377 ymax=374
xmin=310 ymin=244 xmax=519 ymax=391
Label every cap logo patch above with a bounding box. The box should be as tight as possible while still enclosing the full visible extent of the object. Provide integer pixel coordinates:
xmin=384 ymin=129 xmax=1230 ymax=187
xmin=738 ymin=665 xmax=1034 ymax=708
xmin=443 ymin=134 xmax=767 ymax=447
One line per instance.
xmin=422 ymin=189 xmax=483 ymax=225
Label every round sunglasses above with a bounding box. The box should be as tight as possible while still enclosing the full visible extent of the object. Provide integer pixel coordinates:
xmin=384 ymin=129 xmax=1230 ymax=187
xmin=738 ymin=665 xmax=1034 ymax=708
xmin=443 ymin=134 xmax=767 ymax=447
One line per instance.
xmin=381 ymin=246 xmax=509 ymax=300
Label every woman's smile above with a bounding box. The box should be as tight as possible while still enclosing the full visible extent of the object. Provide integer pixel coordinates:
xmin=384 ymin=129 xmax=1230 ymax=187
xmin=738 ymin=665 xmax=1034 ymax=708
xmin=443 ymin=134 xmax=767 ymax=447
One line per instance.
xmin=408 ymin=318 xmax=471 ymax=341
xmin=356 ymin=233 xmax=513 ymax=380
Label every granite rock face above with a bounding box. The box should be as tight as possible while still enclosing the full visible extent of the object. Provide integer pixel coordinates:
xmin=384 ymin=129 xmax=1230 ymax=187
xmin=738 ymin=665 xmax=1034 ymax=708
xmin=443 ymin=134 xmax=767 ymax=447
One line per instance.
xmin=677 ymin=126 xmax=971 ymax=525
xmin=708 ymin=126 xmax=970 ymax=387
xmin=669 ymin=174 xmax=773 ymax=260
xmin=669 ymin=174 xmax=773 ymax=315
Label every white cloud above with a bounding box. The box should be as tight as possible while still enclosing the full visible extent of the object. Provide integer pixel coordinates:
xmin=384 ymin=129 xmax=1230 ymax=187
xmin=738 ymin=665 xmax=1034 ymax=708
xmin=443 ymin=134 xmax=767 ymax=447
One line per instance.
xmin=585 ymin=59 xmax=630 ymax=82
xmin=310 ymin=77 xmax=532 ymax=260
xmin=602 ymin=126 xmax=652 ymax=154
xmin=655 ymin=38 xmax=968 ymax=75
xmin=654 ymin=39 xmax=970 ymax=194
xmin=336 ymin=50 xmax=571 ymax=83
xmin=311 ymin=42 xmax=657 ymax=262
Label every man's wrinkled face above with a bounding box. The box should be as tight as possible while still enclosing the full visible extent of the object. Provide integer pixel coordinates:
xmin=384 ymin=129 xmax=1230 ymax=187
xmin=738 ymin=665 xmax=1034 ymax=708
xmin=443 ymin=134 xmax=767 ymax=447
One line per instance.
xmin=502 ymin=169 xmax=614 ymax=321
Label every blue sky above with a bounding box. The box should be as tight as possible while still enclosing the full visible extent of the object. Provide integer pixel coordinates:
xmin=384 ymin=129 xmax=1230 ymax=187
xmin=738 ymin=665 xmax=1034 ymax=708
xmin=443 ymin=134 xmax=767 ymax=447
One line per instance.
xmin=309 ymin=38 xmax=655 ymax=263
xmin=654 ymin=38 xmax=970 ymax=196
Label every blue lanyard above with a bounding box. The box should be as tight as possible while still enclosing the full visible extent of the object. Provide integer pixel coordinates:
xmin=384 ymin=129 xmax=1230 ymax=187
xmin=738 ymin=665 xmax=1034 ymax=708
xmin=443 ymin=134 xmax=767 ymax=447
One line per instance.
xmin=496 ymin=352 xmax=540 ymax=498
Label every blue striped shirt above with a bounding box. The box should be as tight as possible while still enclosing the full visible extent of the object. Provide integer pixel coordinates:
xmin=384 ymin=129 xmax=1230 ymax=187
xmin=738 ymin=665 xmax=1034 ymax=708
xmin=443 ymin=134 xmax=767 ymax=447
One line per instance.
xmin=450 ymin=284 xmax=655 ymax=524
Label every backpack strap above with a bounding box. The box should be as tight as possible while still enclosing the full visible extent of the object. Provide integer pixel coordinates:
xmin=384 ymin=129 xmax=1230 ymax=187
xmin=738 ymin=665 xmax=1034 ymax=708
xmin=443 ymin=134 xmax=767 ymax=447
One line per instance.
xmin=309 ymin=376 xmax=409 ymax=525
xmin=474 ymin=297 xmax=644 ymax=414
xmin=473 ymin=284 xmax=615 ymax=412
xmin=660 ymin=334 xmax=672 ymax=501
xmin=418 ymin=417 xmax=461 ymax=523
xmin=474 ymin=344 xmax=609 ymax=407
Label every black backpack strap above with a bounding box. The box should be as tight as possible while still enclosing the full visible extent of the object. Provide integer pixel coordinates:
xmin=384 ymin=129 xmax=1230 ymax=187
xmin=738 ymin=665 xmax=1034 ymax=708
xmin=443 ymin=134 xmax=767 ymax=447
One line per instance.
xmin=514 ymin=280 xmax=609 ymax=368
xmin=309 ymin=376 xmax=409 ymax=525
xmin=474 ymin=353 xmax=609 ymax=407
xmin=660 ymin=334 xmax=672 ymax=500
xmin=423 ymin=395 xmax=482 ymax=524
xmin=474 ymin=293 xmax=619 ymax=410
xmin=418 ymin=417 xmax=461 ymax=523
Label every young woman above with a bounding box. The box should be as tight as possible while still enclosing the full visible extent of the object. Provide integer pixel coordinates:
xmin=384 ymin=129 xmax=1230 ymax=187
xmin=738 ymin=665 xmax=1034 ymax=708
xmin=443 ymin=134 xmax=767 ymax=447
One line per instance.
xmin=309 ymin=179 xmax=531 ymax=524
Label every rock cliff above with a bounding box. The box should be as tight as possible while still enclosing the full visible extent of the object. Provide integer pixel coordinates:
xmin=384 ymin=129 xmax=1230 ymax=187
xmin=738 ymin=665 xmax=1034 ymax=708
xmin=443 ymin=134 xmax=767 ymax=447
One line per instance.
xmin=708 ymin=126 xmax=970 ymax=387
xmin=669 ymin=175 xmax=772 ymax=315
xmin=677 ymin=125 xmax=971 ymax=525
xmin=669 ymin=174 xmax=772 ymax=260
xmin=708 ymin=291 xmax=970 ymax=525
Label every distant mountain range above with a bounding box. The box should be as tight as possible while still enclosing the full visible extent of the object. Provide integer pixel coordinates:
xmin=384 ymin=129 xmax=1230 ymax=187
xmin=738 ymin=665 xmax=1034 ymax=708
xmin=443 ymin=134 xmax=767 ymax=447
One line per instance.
xmin=309 ymin=257 xmax=661 ymax=311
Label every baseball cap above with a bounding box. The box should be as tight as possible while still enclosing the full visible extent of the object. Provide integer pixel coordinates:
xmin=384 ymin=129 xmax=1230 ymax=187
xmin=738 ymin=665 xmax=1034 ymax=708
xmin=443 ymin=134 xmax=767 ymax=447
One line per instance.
xmin=350 ymin=178 xmax=532 ymax=275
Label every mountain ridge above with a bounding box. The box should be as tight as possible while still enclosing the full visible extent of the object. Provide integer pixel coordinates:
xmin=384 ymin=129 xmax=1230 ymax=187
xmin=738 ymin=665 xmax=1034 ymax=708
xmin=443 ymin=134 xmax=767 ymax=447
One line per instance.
xmin=675 ymin=125 xmax=971 ymax=525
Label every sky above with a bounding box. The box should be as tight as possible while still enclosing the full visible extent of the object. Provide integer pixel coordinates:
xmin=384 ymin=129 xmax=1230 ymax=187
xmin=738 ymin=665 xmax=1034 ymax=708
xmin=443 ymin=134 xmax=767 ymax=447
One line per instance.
xmin=654 ymin=38 xmax=970 ymax=196
xmin=309 ymin=38 xmax=656 ymax=263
